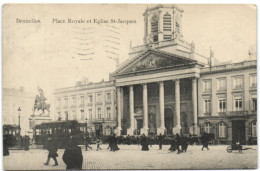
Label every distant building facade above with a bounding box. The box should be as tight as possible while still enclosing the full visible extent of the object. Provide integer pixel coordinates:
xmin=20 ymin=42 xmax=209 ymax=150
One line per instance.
xmin=2 ymin=87 xmax=34 ymax=135
xmin=53 ymin=79 xmax=116 ymax=137
xmin=53 ymin=5 xmax=257 ymax=144
xmin=198 ymin=61 xmax=257 ymax=144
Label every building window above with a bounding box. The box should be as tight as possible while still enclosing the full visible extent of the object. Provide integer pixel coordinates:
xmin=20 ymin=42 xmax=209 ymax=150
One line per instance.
xmin=106 ymin=107 xmax=111 ymax=119
xmin=250 ymin=74 xmax=257 ymax=87
xmin=80 ymin=96 xmax=84 ymax=104
xmin=252 ymin=98 xmax=257 ymax=111
xmin=204 ymin=99 xmax=211 ymax=114
xmin=218 ymin=122 xmax=226 ymax=138
xmin=57 ymin=99 xmax=61 ymax=107
xmin=218 ymin=98 xmax=226 ymax=112
xmin=80 ymin=110 xmax=84 ymax=120
xmin=97 ymin=108 xmax=102 ymax=119
xmin=89 ymin=109 xmax=92 ymax=119
xmin=203 ymin=80 xmax=212 ymax=92
xmin=252 ymin=120 xmax=257 ymax=137
xmin=204 ymin=122 xmax=211 ymax=134
xmin=72 ymin=97 xmax=76 ymax=104
xmin=234 ymin=97 xmax=243 ymax=111
xmin=72 ymin=111 xmax=77 ymax=120
xmin=88 ymin=95 xmax=93 ymax=103
xmin=217 ymin=78 xmax=226 ymax=91
xmin=232 ymin=76 xmax=243 ymax=89
xmin=96 ymin=93 xmax=102 ymax=102
xmin=64 ymin=98 xmax=68 ymax=105
xmin=65 ymin=111 xmax=68 ymax=121
xmin=163 ymin=13 xmax=171 ymax=32
xmin=58 ymin=112 xmax=61 ymax=119
xmin=106 ymin=93 xmax=111 ymax=101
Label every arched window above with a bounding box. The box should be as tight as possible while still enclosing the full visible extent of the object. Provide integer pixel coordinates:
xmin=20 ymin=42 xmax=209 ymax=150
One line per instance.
xmin=151 ymin=14 xmax=159 ymax=42
xmin=163 ymin=13 xmax=171 ymax=31
xmin=252 ymin=120 xmax=257 ymax=137
xmin=218 ymin=122 xmax=227 ymax=138
xmin=204 ymin=122 xmax=211 ymax=133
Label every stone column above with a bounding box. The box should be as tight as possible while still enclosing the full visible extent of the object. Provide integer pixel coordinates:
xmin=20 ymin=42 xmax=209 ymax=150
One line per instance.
xmin=141 ymin=83 xmax=149 ymax=135
xmin=115 ymin=87 xmax=122 ymax=136
xmin=127 ymin=85 xmax=135 ymax=135
xmin=157 ymin=81 xmax=165 ymax=135
xmin=190 ymin=77 xmax=200 ymax=135
xmin=173 ymin=79 xmax=181 ymax=134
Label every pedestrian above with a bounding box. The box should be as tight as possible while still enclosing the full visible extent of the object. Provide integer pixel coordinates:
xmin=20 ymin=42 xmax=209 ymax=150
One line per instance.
xmin=181 ymin=135 xmax=188 ymax=152
xmin=201 ymin=132 xmax=209 ymax=151
xmin=62 ymin=138 xmax=83 ymax=170
xmin=85 ymin=133 xmax=92 ymax=151
xmin=169 ymin=136 xmax=176 ymax=152
xmin=23 ymin=135 xmax=30 ymax=151
xmin=44 ymin=138 xmax=58 ymax=166
xmin=140 ymin=134 xmax=149 ymax=151
xmin=3 ymin=134 xmax=9 ymax=156
xmin=96 ymin=138 xmax=102 ymax=151
xmin=176 ymin=133 xmax=182 ymax=154
xmin=111 ymin=134 xmax=120 ymax=151
xmin=157 ymin=133 xmax=163 ymax=150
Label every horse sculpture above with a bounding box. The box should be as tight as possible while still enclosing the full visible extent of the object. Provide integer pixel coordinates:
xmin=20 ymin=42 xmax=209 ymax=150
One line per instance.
xmin=34 ymin=95 xmax=50 ymax=114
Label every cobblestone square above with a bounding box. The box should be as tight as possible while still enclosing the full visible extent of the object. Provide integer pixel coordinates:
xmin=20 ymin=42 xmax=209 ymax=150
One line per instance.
xmin=3 ymin=145 xmax=257 ymax=170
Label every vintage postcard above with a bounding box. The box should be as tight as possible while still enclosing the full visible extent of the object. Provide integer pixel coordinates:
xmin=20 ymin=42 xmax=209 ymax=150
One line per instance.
xmin=2 ymin=4 xmax=257 ymax=170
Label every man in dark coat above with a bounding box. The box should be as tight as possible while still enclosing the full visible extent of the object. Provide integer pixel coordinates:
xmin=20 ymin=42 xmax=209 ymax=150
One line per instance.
xmin=201 ymin=132 xmax=209 ymax=151
xmin=181 ymin=135 xmax=188 ymax=152
xmin=169 ymin=136 xmax=176 ymax=152
xmin=63 ymin=138 xmax=83 ymax=170
xmin=176 ymin=133 xmax=182 ymax=154
xmin=85 ymin=133 xmax=92 ymax=151
xmin=140 ymin=134 xmax=149 ymax=151
xmin=3 ymin=134 xmax=9 ymax=156
xmin=110 ymin=134 xmax=119 ymax=151
xmin=23 ymin=135 xmax=30 ymax=151
xmin=157 ymin=133 xmax=163 ymax=150
xmin=44 ymin=138 xmax=58 ymax=166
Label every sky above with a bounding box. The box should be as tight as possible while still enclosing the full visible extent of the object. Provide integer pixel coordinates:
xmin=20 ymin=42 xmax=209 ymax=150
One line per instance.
xmin=2 ymin=4 xmax=257 ymax=102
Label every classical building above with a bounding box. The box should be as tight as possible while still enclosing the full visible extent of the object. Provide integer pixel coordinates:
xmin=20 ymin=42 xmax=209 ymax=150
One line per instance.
xmin=53 ymin=78 xmax=116 ymax=137
xmin=2 ymin=87 xmax=34 ymax=135
xmin=53 ymin=5 xmax=257 ymax=144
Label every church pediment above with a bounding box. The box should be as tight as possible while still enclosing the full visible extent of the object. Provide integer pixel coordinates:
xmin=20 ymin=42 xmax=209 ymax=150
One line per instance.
xmin=116 ymin=49 xmax=197 ymax=76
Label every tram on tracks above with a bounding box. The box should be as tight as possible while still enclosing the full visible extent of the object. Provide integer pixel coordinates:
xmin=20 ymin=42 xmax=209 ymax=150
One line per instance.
xmin=33 ymin=120 xmax=87 ymax=148
xmin=3 ymin=124 xmax=21 ymax=147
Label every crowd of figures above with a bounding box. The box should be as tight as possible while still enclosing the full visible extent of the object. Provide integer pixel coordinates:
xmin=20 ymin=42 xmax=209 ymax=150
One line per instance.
xmin=2 ymin=132 xmax=221 ymax=170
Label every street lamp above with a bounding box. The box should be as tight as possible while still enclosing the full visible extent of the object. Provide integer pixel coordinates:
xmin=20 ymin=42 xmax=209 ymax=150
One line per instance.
xmin=17 ymin=107 xmax=21 ymax=134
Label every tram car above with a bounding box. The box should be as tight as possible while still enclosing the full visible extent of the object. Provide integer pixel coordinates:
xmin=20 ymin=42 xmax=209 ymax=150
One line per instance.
xmin=33 ymin=120 xmax=87 ymax=148
xmin=3 ymin=124 xmax=21 ymax=147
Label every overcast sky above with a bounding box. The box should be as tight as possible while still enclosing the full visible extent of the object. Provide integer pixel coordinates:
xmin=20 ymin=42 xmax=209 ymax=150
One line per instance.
xmin=2 ymin=4 xmax=256 ymax=101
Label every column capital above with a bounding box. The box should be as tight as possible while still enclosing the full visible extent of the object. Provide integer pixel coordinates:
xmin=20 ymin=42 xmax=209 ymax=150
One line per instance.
xmin=192 ymin=76 xmax=199 ymax=80
xmin=158 ymin=81 xmax=164 ymax=85
xmin=141 ymin=82 xmax=147 ymax=86
xmin=173 ymin=78 xmax=180 ymax=83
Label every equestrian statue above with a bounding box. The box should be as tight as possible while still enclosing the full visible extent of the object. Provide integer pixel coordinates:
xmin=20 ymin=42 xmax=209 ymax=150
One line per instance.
xmin=33 ymin=86 xmax=50 ymax=115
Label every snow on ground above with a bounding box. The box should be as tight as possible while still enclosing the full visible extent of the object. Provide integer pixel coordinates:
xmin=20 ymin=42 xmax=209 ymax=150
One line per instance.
xmin=3 ymin=144 xmax=257 ymax=170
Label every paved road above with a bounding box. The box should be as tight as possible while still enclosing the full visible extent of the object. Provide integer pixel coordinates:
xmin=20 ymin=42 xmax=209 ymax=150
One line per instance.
xmin=3 ymin=144 xmax=257 ymax=170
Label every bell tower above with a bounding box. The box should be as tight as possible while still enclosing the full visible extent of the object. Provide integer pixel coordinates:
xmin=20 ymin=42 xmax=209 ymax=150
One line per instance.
xmin=143 ymin=5 xmax=184 ymax=45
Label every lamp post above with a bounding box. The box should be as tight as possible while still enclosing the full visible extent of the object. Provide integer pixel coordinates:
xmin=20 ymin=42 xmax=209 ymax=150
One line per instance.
xmin=18 ymin=107 xmax=21 ymax=134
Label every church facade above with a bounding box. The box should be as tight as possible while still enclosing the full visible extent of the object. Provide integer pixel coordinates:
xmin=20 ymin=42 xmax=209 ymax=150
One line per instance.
xmin=53 ymin=5 xmax=257 ymax=144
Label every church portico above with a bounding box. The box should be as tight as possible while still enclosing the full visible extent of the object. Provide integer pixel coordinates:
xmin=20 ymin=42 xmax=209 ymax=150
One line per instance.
xmin=115 ymin=75 xmax=199 ymax=136
xmin=111 ymin=47 xmax=203 ymax=136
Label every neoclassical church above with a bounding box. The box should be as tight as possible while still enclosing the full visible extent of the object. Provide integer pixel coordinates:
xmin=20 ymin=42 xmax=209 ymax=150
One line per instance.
xmin=54 ymin=5 xmax=257 ymax=144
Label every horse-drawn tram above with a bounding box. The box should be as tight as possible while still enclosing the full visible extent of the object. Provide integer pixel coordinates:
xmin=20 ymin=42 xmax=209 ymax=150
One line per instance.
xmin=33 ymin=120 xmax=87 ymax=148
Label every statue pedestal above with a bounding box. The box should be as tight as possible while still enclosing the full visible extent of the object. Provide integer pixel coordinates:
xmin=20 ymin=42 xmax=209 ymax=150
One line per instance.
xmin=29 ymin=114 xmax=51 ymax=130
